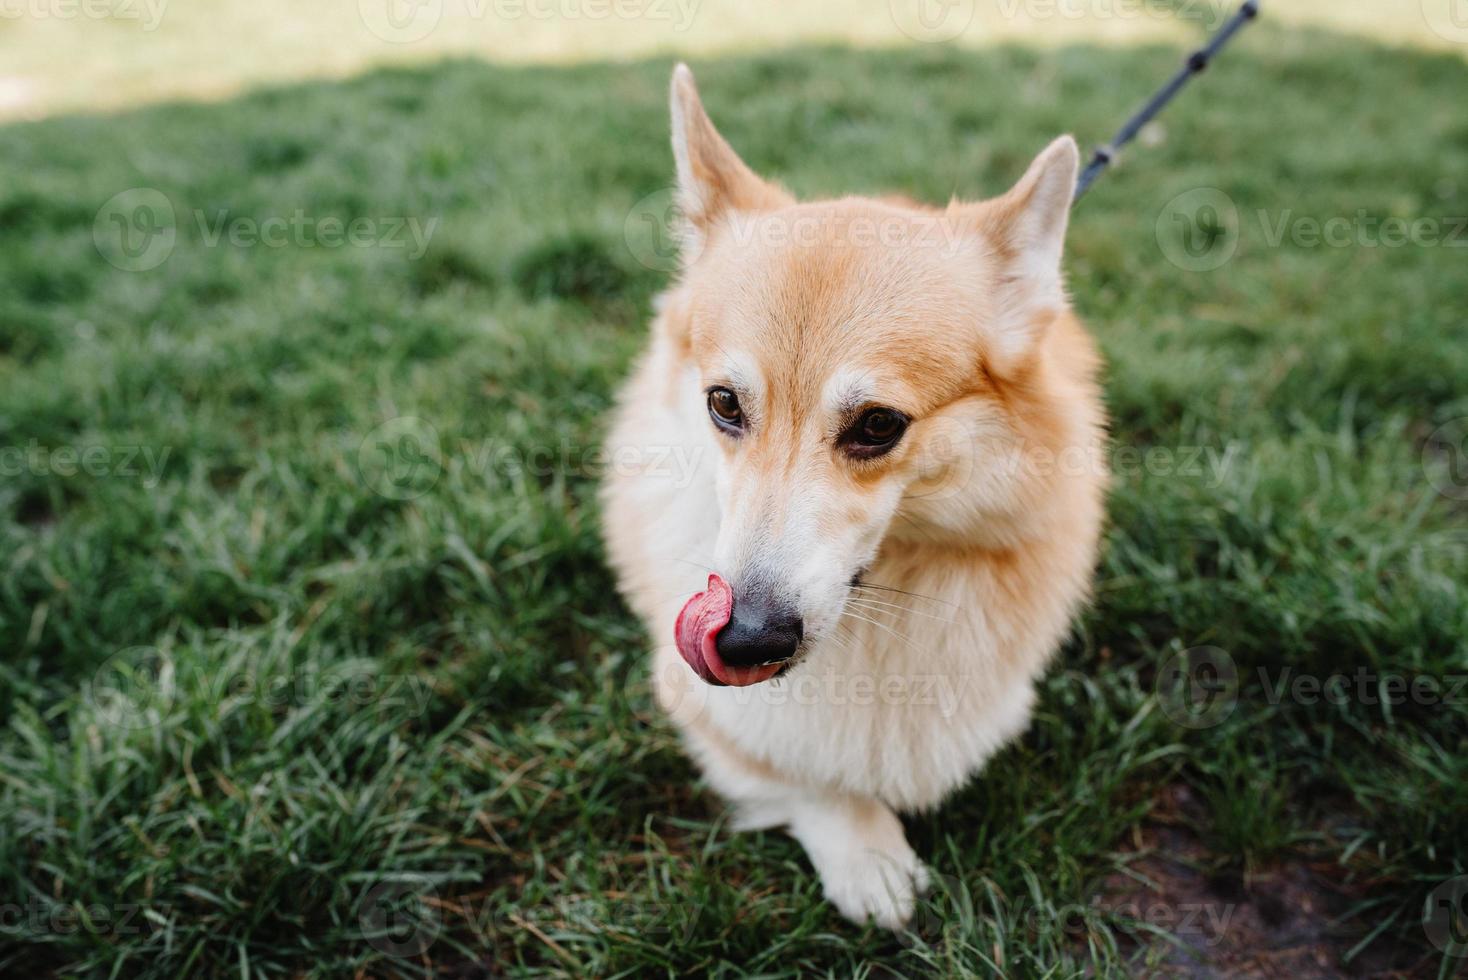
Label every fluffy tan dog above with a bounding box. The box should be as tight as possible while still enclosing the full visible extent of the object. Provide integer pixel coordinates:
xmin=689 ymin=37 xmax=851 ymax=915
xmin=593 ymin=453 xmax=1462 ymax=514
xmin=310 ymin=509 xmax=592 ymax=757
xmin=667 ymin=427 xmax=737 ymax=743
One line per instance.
xmin=601 ymin=64 xmax=1108 ymax=929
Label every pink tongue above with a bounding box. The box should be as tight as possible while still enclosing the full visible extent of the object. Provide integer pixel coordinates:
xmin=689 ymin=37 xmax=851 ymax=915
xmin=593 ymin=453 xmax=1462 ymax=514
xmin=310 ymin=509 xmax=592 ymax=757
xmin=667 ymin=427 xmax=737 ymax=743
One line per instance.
xmin=673 ymin=574 xmax=785 ymax=687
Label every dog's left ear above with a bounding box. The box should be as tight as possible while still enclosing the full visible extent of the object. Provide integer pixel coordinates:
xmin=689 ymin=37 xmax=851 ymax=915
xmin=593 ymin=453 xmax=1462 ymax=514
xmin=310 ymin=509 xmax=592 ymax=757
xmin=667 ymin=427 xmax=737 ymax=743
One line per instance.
xmin=670 ymin=63 xmax=792 ymax=259
xmin=960 ymin=136 xmax=1079 ymax=372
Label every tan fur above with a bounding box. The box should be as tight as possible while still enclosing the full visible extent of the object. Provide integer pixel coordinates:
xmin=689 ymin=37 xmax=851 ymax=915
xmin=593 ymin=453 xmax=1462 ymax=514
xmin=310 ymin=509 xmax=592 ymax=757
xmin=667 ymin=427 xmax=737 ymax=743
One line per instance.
xmin=601 ymin=65 xmax=1108 ymax=929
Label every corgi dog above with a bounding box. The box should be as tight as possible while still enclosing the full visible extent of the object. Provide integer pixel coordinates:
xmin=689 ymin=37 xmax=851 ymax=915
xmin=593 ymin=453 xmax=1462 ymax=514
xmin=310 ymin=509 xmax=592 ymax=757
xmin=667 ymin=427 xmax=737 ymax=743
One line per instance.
xmin=601 ymin=64 xmax=1107 ymax=929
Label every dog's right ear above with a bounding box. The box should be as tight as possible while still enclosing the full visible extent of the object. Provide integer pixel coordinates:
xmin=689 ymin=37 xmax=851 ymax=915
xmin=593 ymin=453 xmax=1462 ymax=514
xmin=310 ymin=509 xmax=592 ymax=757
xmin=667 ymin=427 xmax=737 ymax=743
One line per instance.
xmin=955 ymin=136 xmax=1080 ymax=375
xmin=670 ymin=64 xmax=791 ymax=257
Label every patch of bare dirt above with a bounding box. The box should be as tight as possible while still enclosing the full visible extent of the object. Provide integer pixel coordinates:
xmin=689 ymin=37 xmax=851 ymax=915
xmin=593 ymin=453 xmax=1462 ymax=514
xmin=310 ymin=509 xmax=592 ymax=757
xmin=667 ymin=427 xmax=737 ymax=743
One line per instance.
xmin=1094 ymin=784 xmax=1438 ymax=978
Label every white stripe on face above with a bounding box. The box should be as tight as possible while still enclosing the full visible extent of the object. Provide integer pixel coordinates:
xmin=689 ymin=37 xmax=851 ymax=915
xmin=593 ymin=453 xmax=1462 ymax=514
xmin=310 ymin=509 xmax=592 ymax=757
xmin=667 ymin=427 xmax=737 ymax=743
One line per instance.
xmin=820 ymin=367 xmax=874 ymax=434
xmin=703 ymin=359 xmax=901 ymax=643
xmin=714 ymin=351 xmax=765 ymax=414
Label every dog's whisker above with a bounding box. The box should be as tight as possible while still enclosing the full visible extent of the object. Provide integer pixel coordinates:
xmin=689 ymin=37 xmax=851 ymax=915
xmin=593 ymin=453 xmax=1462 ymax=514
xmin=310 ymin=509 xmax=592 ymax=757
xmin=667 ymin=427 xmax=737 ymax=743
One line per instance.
xmin=824 ymin=628 xmax=856 ymax=658
xmin=892 ymin=511 xmax=926 ymax=533
xmin=838 ymin=609 xmax=918 ymax=650
xmin=845 ymin=596 xmax=953 ymax=625
xmin=851 ymin=582 xmax=958 ymax=608
xmin=668 ymin=557 xmax=718 ymax=574
xmin=848 ymin=590 xmax=931 ymax=609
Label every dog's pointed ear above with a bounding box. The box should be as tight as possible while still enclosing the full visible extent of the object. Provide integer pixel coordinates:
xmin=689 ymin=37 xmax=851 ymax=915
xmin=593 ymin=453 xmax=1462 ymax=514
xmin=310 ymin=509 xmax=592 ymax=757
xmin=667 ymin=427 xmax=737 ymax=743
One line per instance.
xmin=961 ymin=136 xmax=1080 ymax=371
xmin=670 ymin=63 xmax=790 ymax=256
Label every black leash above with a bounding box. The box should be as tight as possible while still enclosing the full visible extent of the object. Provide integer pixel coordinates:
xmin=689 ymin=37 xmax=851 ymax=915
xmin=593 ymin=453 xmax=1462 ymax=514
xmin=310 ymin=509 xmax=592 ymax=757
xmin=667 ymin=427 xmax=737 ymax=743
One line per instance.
xmin=1074 ymin=0 xmax=1261 ymax=203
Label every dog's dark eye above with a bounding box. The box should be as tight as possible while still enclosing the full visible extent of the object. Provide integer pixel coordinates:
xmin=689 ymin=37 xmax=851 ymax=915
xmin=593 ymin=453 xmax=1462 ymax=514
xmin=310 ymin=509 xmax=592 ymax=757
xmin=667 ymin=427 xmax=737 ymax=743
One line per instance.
xmin=708 ymin=387 xmax=744 ymax=433
xmin=843 ymin=408 xmax=908 ymax=457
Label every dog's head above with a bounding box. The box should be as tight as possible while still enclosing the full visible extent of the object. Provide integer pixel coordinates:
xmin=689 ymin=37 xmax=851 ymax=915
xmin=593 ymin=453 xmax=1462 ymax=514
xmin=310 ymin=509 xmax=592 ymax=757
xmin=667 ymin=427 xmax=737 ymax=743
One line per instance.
xmin=663 ymin=65 xmax=1094 ymax=686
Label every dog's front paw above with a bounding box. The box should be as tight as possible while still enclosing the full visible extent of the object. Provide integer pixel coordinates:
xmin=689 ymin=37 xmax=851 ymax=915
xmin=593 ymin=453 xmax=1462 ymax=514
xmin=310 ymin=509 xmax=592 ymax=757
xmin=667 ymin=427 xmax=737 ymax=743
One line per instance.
xmin=818 ymin=845 xmax=931 ymax=930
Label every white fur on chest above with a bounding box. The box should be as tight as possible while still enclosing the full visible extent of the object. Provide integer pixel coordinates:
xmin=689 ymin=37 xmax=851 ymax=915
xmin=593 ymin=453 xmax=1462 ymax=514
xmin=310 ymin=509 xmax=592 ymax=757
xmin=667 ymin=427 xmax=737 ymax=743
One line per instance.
xmin=674 ymin=636 xmax=1039 ymax=811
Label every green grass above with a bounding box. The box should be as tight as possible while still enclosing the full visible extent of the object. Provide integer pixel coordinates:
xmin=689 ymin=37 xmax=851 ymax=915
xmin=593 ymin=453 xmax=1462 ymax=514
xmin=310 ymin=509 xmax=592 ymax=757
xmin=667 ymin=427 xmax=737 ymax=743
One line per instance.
xmin=2 ymin=23 xmax=1467 ymax=978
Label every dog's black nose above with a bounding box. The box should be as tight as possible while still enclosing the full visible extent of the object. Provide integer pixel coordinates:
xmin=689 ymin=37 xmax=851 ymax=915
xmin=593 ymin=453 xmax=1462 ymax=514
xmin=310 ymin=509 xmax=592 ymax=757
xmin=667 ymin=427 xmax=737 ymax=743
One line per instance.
xmin=715 ymin=597 xmax=803 ymax=669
